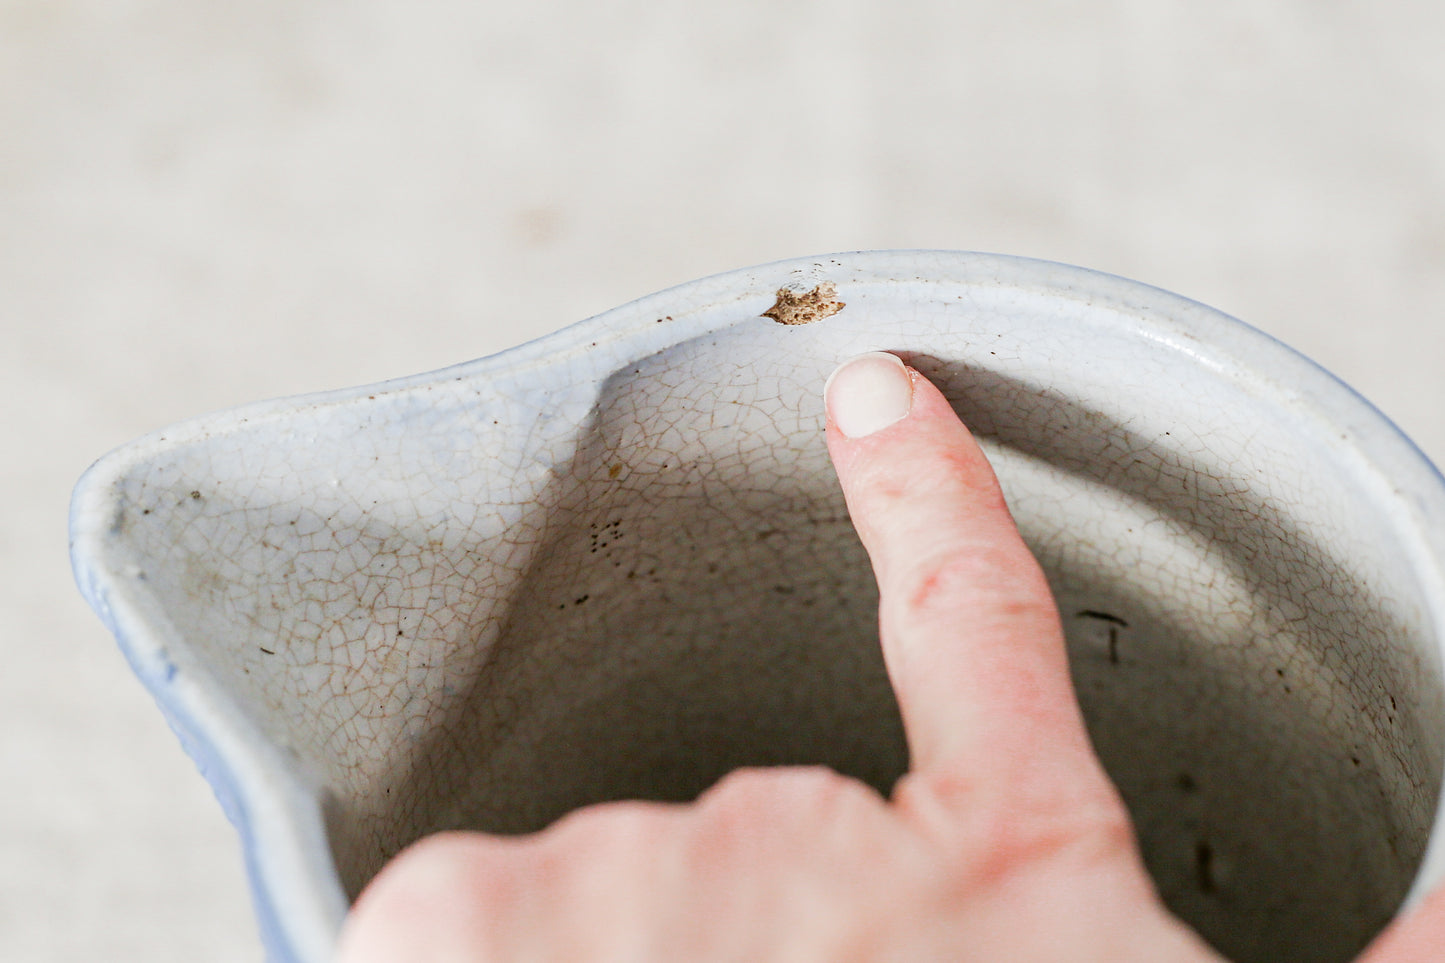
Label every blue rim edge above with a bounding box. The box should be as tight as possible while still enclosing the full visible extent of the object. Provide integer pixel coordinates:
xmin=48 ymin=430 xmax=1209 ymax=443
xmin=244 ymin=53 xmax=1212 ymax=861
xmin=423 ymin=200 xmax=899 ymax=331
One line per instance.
xmin=68 ymin=497 xmax=340 ymax=963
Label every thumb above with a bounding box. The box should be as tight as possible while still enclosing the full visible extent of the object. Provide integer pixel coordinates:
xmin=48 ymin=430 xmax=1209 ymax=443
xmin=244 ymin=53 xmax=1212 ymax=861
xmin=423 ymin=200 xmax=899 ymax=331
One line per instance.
xmin=1356 ymin=882 xmax=1445 ymax=962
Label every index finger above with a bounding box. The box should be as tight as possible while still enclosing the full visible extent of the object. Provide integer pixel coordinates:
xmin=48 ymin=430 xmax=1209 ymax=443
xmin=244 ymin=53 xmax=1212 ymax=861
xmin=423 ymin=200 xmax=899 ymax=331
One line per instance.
xmin=824 ymin=353 xmax=1117 ymax=815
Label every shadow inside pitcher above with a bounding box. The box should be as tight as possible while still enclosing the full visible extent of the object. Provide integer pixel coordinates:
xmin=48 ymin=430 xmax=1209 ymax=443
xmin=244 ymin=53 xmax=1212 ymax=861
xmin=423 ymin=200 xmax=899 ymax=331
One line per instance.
xmin=319 ymin=350 xmax=1444 ymax=963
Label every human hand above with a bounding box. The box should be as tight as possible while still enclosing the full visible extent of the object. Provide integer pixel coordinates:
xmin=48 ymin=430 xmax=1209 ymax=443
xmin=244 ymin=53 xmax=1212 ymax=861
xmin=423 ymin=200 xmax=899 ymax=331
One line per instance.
xmin=335 ymin=353 xmax=1445 ymax=962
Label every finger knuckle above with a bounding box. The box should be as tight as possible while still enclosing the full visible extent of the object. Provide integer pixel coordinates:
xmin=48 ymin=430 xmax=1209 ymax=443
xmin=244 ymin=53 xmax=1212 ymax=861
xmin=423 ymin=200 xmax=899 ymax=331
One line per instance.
xmin=896 ymin=769 xmax=1136 ymax=879
xmin=700 ymin=765 xmax=877 ymax=822
xmin=981 ymin=803 xmax=1136 ymax=882
xmin=898 ymin=552 xmax=1002 ymax=617
xmin=545 ymin=799 xmax=677 ymax=856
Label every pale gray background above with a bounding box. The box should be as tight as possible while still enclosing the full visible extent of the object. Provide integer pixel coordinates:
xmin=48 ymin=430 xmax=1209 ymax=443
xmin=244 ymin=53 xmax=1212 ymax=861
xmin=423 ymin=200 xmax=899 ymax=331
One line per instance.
xmin=4 ymin=1 xmax=1444 ymax=960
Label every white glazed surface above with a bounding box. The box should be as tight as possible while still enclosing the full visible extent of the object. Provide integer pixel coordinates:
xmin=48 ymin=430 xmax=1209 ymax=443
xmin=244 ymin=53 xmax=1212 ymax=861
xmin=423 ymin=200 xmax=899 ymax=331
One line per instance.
xmin=71 ymin=252 xmax=1445 ymax=963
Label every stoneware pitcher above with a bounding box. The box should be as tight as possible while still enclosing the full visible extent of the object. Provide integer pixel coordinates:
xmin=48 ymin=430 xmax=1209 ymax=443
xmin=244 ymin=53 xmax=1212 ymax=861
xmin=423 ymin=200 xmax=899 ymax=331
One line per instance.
xmin=70 ymin=251 xmax=1445 ymax=963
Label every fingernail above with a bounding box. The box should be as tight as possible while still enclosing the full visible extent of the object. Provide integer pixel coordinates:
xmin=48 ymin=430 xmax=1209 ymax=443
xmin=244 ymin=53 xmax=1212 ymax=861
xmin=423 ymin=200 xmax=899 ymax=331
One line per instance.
xmin=824 ymin=352 xmax=914 ymax=438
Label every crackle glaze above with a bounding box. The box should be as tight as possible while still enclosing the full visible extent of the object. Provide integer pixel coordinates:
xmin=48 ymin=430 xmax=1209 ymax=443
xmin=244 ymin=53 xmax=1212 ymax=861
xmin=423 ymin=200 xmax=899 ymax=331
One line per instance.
xmin=71 ymin=252 xmax=1445 ymax=963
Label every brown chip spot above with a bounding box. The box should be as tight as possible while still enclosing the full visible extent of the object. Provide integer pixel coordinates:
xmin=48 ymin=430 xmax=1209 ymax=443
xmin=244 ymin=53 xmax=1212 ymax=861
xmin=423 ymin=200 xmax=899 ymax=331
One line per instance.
xmin=762 ymin=282 xmax=845 ymax=325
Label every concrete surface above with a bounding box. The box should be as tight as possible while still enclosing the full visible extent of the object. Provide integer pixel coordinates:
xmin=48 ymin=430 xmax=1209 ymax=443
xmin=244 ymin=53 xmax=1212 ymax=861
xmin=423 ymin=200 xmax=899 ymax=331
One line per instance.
xmin=4 ymin=1 xmax=1444 ymax=959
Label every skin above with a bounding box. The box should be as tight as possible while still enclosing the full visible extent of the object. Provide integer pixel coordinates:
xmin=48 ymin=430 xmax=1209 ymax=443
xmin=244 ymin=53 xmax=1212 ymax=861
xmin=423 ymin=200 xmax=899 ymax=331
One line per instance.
xmin=335 ymin=357 xmax=1445 ymax=963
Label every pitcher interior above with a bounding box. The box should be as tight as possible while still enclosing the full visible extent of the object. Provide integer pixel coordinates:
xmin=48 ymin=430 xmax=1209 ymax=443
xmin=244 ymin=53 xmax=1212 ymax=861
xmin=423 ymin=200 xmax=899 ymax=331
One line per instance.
xmin=118 ymin=307 xmax=1445 ymax=963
